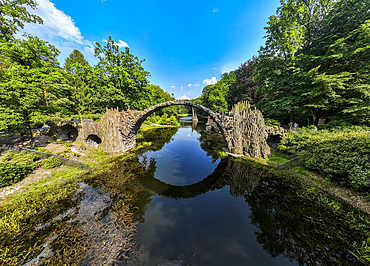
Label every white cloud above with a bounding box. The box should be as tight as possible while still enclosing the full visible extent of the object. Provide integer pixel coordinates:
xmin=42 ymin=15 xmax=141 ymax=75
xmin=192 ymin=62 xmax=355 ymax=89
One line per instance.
xmin=194 ymin=83 xmax=200 ymax=87
xmin=213 ymin=8 xmax=218 ymax=13
xmin=23 ymin=0 xmax=86 ymax=44
xmin=18 ymin=0 xmax=98 ymax=64
xmin=177 ymin=95 xmax=190 ymax=100
xmin=187 ymin=84 xmax=192 ymax=87
xmin=170 ymin=86 xmax=175 ymax=89
xmin=180 ymin=87 xmax=183 ymax=90
xmin=203 ymin=77 xmax=217 ymax=85
xmin=102 ymin=38 xmax=129 ymax=48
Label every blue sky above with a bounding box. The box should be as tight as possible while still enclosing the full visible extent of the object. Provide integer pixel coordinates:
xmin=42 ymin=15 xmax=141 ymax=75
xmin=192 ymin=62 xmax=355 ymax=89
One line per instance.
xmin=19 ymin=0 xmax=280 ymax=100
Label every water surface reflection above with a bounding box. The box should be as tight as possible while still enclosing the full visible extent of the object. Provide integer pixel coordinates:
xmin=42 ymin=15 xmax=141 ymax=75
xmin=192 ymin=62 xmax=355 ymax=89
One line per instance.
xmin=3 ymin=119 xmax=366 ymax=265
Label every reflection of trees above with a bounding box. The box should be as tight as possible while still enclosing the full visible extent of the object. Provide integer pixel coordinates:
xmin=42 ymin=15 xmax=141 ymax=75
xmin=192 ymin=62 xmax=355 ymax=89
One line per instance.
xmin=137 ymin=127 xmax=179 ymax=154
xmin=244 ymin=172 xmax=362 ymax=265
xmin=139 ymin=158 xmax=267 ymax=200
xmin=0 ymin=155 xmax=154 ymax=265
xmin=198 ymin=129 xmax=225 ymax=163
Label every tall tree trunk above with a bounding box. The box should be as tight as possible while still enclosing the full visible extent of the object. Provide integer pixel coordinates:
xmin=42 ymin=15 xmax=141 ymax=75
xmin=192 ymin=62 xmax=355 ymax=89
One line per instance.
xmin=314 ymin=108 xmax=321 ymax=126
xmin=22 ymin=109 xmax=33 ymax=140
xmin=289 ymin=108 xmax=295 ymax=123
xmin=309 ymin=115 xmax=314 ymax=126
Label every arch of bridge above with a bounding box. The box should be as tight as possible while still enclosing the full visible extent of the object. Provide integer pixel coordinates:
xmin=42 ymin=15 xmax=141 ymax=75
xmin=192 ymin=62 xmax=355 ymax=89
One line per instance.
xmin=77 ymin=100 xmax=233 ymax=154
xmin=132 ymin=100 xmax=232 ymax=150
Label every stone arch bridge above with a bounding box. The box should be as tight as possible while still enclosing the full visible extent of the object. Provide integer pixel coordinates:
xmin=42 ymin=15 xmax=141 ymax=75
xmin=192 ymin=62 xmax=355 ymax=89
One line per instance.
xmin=76 ymin=100 xmax=275 ymax=157
xmin=77 ymin=100 xmax=233 ymax=155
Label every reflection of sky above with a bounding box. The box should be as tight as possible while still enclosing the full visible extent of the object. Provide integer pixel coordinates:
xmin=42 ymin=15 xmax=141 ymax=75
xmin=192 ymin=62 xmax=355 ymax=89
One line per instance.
xmin=137 ymin=123 xmax=298 ymax=265
xmin=138 ymin=187 xmax=298 ymax=266
xmin=142 ymin=126 xmax=220 ymax=186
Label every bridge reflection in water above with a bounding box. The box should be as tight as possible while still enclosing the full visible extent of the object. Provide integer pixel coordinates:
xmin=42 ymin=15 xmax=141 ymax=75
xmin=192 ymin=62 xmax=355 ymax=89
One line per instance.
xmin=138 ymin=158 xmax=263 ymax=199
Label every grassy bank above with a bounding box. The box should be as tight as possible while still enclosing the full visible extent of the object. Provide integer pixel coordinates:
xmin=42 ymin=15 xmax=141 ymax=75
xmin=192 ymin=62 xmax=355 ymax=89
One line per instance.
xmin=0 ymin=147 xmax=138 ymax=265
xmin=222 ymin=125 xmax=370 ymax=264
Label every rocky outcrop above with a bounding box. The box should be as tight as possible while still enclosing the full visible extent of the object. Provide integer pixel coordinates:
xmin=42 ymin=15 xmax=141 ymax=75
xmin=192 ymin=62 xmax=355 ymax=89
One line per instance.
xmin=207 ymin=101 xmax=271 ymax=158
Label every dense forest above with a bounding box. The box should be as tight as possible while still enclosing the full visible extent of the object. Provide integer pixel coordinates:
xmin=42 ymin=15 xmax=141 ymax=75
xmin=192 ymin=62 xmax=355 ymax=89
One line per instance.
xmin=0 ymin=1 xmax=184 ymax=138
xmin=194 ymin=0 xmax=370 ymax=126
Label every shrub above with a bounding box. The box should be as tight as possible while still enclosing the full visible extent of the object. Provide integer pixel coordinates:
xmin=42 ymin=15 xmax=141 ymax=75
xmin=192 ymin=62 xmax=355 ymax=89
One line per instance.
xmin=278 ymin=128 xmax=370 ymax=191
xmin=11 ymin=151 xmax=39 ymax=167
xmin=42 ymin=156 xmax=62 ymax=169
xmin=167 ymin=115 xmax=178 ymax=125
xmin=0 ymin=162 xmax=33 ymax=188
xmin=160 ymin=114 xmax=168 ymax=124
xmin=1 ymin=150 xmax=15 ymax=162
xmin=148 ymin=115 xmax=161 ymax=124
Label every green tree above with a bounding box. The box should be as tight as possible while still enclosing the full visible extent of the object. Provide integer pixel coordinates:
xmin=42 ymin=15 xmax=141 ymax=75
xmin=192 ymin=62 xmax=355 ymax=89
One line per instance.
xmin=255 ymin=0 xmax=335 ymax=124
xmin=63 ymin=50 xmax=92 ymax=115
xmin=231 ymin=57 xmax=260 ymax=106
xmin=63 ymin=49 xmax=90 ymax=74
xmin=308 ymin=0 xmax=370 ymax=124
xmin=0 ymin=0 xmax=43 ymax=42
xmin=0 ymin=35 xmax=72 ymax=138
xmin=94 ymin=36 xmax=150 ymax=110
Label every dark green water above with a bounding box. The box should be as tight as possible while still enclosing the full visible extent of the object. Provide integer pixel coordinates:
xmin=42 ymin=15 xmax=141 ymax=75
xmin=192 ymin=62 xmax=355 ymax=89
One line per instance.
xmin=6 ymin=117 xmax=367 ymax=265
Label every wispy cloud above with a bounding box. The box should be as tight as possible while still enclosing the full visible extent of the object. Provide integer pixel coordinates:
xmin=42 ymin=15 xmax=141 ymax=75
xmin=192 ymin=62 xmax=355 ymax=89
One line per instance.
xmin=187 ymin=84 xmax=192 ymax=87
xmin=213 ymin=8 xmax=218 ymax=13
xmin=180 ymin=86 xmax=183 ymax=90
xmin=203 ymin=77 xmax=217 ymax=85
xmin=194 ymin=83 xmax=200 ymax=87
xmin=177 ymin=95 xmax=190 ymax=100
xmin=18 ymin=0 xmax=97 ymax=63
xmin=102 ymin=38 xmax=129 ymax=48
xmin=170 ymin=86 xmax=175 ymax=88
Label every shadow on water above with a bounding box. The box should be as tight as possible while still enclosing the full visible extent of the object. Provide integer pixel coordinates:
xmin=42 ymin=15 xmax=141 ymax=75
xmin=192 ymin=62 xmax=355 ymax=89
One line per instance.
xmin=1 ymin=120 xmax=368 ymax=265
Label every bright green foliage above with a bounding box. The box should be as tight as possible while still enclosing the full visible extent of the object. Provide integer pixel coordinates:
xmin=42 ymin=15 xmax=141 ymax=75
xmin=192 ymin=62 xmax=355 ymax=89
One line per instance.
xmin=63 ymin=49 xmax=90 ymax=75
xmin=94 ymin=36 xmax=150 ymax=110
xmin=0 ymin=162 xmax=31 ymax=188
xmin=42 ymin=156 xmax=62 ymax=169
xmin=278 ymin=128 xmax=370 ymax=191
xmin=0 ymin=35 xmax=73 ymax=137
xmin=255 ymin=0 xmax=370 ymax=125
xmin=265 ymin=118 xmax=281 ymax=127
xmin=138 ymin=84 xmax=185 ymax=116
xmin=160 ymin=114 xmax=168 ymax=124
xmin=147 ymin=115 xmax=161 ymax=124
xmin=0 ymin=150 xmax=41 ymax=187
xmin=0 ymin=0 xmax=43 ymax=42
xmin=1 ymin=150 xmax=15 ymax=161
xmin=195 ymin=78 xmax=233 ymax=113
xmin=63 ymin=50 xmax=92 ymax=114
xmin=11 ymin=150 xmax=39 ymax=167
xmin=167 ymin=115 xmax=178 ymax=125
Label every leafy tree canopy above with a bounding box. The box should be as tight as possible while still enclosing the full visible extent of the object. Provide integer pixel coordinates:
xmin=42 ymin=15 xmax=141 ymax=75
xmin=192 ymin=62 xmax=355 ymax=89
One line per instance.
xmin=0 ymin=0 xmax=43 ymax=42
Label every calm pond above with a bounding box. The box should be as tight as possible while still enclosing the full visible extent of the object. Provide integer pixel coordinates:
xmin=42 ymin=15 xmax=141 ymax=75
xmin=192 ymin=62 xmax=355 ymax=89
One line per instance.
xmin=9 ymin=117 xmax=366 ymax=265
